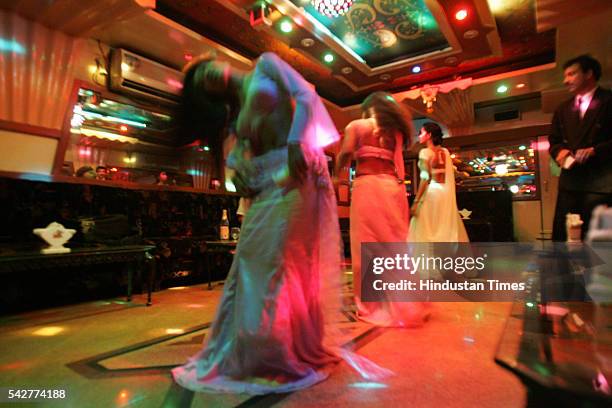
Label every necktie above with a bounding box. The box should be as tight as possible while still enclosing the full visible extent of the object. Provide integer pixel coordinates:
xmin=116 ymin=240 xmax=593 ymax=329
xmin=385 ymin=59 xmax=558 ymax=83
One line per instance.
xmin=576 ymin=96 xmax=583 ymax=119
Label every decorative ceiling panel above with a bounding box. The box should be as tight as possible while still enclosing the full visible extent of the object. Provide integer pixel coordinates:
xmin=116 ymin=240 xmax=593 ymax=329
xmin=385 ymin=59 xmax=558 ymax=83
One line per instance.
xmin=288 ymin=0 xmax=450 ymax=67
xmin=156 ymin=0 xmax=556 ymax=106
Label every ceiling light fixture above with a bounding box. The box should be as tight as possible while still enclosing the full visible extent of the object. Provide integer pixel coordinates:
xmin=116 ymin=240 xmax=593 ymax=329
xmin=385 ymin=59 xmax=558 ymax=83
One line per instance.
xmin=455 ymin=9 xmax=468 ymax=21
xmin=412 ymin=65 xmax=422 ymax=74
xmin=496 ymin=85 xmax=508 ymax=94
xmin=311 ymin=0 xmax=354 ymax=18
xmin=488 ymin=0 xmax=505 ymax=13
xmin=300 ymin=38 xmax=315 ymax=47
xmin=516 ymin=83 xmax=526 ymax=88
xmin=323 ymin=52 xmax=334 ymax=63
xmin=279 ymin=19 xmax=293 ymax=33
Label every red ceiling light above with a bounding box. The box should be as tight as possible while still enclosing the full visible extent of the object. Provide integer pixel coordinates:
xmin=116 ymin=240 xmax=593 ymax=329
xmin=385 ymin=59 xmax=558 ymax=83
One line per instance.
xmin=119 ymin=125 xmax=128 ymax=133
xmin=183 ymin=53 xmax=193 ymax=62
xmin=455 ymin=9 xmax=468 ymax=21
xmin=516 ymin=83 xmax=526 ymax=88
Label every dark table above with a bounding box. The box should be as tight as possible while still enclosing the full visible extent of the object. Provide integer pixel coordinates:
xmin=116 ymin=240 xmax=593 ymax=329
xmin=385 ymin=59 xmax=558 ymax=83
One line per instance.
xmin=0 ymin=244 xmax=156 ymax=306
xmin=203 ymin=240 xmax=237 ymax=290
xmin=495 ymin=243 xmax=612 ymax=407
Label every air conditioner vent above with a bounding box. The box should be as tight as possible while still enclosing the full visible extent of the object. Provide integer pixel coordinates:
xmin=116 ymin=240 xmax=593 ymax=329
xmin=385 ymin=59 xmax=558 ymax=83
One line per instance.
xmin=121 ymin=79 xmax=180 ymax=102
xmin=494 ymin=110 xmax=520 ymax=121
xmin=109 ymin=48 xmax=183 ymax=106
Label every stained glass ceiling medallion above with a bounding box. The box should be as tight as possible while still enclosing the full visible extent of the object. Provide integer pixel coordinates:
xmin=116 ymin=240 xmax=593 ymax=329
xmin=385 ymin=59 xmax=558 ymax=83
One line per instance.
xmin=310 ymin=0 xmax=354 ymax=17
xmin=288 ymin=0 xmax=450 ymax=68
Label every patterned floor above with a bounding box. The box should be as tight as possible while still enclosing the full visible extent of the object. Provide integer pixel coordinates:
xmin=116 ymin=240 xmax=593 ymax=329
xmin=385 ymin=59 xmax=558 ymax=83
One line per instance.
xmin=0 ymin=278 xmax=525 ymax=407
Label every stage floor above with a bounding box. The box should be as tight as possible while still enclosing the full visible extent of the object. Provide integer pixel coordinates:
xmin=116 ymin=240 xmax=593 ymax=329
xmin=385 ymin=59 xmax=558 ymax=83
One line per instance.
xmin=0 ymin=274 xmax=525 ymax=407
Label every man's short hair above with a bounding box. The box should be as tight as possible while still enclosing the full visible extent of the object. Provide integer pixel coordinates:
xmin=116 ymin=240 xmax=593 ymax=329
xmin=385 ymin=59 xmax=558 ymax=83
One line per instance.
xmin=563 ymin=54 xmax=602 ymax=81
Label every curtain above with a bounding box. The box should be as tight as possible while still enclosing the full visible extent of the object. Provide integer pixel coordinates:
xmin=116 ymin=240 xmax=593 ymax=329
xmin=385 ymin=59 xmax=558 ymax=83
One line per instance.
xmin=0 ymin=10 xmax=76 ymax=130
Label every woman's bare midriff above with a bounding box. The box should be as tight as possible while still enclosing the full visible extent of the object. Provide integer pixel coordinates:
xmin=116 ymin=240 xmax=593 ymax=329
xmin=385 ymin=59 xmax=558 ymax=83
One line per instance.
xmin=356 ymin=157 xmax=396 ymax=177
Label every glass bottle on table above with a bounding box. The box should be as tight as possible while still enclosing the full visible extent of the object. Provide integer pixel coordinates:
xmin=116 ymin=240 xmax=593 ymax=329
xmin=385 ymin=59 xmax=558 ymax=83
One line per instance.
xmin=220 ymin=209 xmax=230 ymax=240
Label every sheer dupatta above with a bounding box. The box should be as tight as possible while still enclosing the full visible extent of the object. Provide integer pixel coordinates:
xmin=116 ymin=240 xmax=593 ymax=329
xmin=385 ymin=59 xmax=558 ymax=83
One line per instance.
xmin=442 ymin=148 xmax=468 ymax=242
xmin=229 ymin=52 xmax=392 ymax=385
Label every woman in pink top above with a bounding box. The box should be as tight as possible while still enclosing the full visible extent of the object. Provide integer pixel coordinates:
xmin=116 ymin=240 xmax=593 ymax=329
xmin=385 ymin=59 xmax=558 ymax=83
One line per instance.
xmin=335 ymin=92 xmax=428 ymax=327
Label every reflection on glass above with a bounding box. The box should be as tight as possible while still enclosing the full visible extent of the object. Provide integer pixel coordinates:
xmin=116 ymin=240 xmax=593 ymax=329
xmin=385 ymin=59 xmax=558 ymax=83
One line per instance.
xmin=449 ymin=140 xmax=538 ymax=200
xmin=63 ymin=88 xmax=216 ymax=189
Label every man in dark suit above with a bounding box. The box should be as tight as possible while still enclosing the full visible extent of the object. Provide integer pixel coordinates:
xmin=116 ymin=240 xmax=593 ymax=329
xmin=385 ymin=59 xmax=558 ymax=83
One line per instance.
xmin=549 ymin=55 xmax=612 ymax=241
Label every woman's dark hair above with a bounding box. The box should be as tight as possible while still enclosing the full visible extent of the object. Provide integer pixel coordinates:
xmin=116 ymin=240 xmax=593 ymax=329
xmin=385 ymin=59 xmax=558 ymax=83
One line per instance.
xmin=176 ymin=59 xmax=238 ymax=175
xmin=422 ymin=122 xmax=443 ymax=146
xmin=361 ymin=92 xmax=412 ymax=147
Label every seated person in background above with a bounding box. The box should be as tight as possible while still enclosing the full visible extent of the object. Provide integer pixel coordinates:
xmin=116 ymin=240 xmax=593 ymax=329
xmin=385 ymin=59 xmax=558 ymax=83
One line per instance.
xmin=236 ymin=197 xmax=251 ymax=224
xmin=224 ymin=130 xmax=253 ymax=225
xmin=61 ymin=161 xmax=75 ymax=176
xmin=95 ymin=166 xmax=109 ymax=181
xmin=76 ymin=166 xmax=96 ymax=179
xmin=157 ymin=171 xmax=169 ymax=185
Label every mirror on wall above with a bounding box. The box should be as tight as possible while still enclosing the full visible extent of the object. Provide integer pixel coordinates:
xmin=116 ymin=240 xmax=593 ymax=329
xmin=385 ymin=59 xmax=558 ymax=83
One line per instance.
xmin=448 ymin=140 xmax=539 ymax=201
xmin=61 ymin=88 xmax=218 ymax=190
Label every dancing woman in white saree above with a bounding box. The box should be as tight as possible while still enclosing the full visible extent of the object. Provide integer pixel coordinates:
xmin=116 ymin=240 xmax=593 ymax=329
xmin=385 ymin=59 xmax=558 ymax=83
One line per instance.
xmin=172 ymin=52 xmax=388 ymax=394
xmin=409 ymin=122 xmax=469 ymax=243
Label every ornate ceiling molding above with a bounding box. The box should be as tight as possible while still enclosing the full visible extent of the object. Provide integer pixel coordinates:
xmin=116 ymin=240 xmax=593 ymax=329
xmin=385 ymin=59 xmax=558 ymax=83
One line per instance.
xmin=214 ymin=0 xmax=502 ymax=92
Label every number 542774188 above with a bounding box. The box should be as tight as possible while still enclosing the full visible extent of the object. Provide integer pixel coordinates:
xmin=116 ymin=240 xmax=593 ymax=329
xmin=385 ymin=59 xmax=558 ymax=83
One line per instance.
xmin=3 ymin=388 xmax=66 ymax=401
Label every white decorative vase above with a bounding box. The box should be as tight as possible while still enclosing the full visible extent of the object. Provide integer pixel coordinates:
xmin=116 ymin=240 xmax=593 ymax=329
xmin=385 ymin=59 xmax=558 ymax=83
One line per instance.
xmin=33 ymin=222 xmax=77 ymax=254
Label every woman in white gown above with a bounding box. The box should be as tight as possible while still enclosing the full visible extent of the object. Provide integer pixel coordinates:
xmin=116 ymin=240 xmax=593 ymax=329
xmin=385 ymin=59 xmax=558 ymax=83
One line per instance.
xmin=409 ymin=122 xmax=469 ymax=242
xmin=171 ymin=52 xmax=386 ymax=395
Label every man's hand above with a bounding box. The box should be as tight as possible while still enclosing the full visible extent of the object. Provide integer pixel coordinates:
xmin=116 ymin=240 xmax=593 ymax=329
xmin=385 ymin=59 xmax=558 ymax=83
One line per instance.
xmin=555 ymin=149 xmax=572 ymax=166
xmin=288 ymin=143 xmax=307 ymax=184
xmin=575 ymin=147 xmax=595 ymax=164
